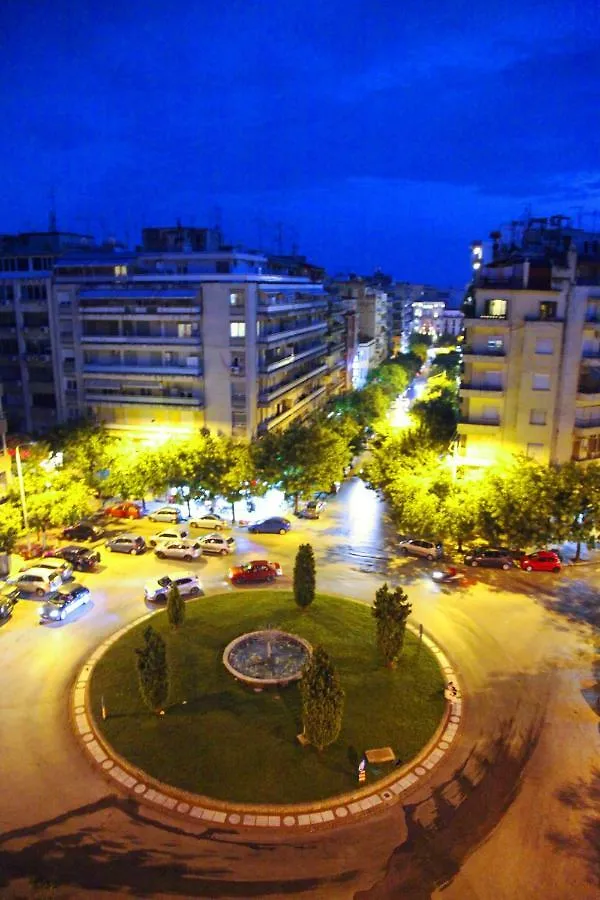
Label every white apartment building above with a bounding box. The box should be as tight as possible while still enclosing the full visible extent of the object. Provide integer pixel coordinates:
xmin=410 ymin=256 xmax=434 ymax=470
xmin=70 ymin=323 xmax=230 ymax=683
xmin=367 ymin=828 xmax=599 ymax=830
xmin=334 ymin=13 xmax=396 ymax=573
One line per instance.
xmin=459 ymin=215 xmax=600 ymax=467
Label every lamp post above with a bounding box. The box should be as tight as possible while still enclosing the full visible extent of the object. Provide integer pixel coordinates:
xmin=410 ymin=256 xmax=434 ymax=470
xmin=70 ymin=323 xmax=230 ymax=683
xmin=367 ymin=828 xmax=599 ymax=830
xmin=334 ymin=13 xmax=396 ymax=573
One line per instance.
xmin=15 ymin=445 xmax=30 ymax=546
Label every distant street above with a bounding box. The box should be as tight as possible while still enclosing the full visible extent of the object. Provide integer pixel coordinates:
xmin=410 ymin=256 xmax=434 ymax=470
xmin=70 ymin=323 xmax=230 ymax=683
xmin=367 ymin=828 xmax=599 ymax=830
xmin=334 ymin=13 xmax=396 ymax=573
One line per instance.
xmin=1 ymin=478 xmax=598 ymax=899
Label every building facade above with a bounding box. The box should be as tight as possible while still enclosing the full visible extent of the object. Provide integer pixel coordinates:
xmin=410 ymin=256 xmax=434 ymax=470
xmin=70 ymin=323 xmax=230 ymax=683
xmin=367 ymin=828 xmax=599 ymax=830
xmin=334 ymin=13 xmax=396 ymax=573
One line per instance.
xmin=442 ymin=308 xmax=464 ymax=337
xmin=1 ymin=227 xmax=349 ymax=442
xmin=458 ymin=215 xmax=600 ymax=467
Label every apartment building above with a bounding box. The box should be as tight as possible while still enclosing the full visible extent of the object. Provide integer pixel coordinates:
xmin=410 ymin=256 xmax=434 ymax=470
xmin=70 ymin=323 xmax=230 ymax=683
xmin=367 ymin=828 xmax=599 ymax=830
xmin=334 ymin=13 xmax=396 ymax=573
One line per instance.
xmin=51 ymin=226 xmax=344 ymax=440
xmin=0 ymin=231 xmax=102 ymax=433
xmin=328 ymin=276 xmax=389 ymax=371
xmin=458 ymin=215 xmax=600 ymax=467
xmin=442 ymin=308 xmax=464 ymax=337
xmin=0 ymin=382 xmax=9 ymax=495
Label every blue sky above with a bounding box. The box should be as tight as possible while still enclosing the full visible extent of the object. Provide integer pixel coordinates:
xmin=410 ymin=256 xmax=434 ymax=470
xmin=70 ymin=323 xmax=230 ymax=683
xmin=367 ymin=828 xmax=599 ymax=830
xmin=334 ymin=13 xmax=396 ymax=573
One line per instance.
xmin=1 ymin=0 xmax=599 ymax=284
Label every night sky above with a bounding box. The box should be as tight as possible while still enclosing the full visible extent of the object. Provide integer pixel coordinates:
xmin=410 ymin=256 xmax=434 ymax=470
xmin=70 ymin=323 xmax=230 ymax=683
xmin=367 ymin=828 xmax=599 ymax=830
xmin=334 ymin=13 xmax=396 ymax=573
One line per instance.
xmin=1 ymin=0 xmax=599 ymax=285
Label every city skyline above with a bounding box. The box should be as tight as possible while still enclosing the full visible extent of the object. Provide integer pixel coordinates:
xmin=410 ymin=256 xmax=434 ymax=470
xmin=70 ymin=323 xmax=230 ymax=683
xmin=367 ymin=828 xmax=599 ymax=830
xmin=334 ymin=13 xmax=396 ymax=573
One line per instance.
xmin=1 ymin=0 xmax=599 ymax=284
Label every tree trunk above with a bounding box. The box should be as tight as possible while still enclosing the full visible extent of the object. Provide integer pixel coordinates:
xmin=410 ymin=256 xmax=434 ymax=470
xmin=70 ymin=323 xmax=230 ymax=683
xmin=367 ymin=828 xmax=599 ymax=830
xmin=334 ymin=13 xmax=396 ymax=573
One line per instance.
xmin=231 ymin=501 xmax=236 ymax=523
xmin=294 ymin=493 xmax=299 ymax=513
xmin=575 ymin=540 xmax=581 ymax=561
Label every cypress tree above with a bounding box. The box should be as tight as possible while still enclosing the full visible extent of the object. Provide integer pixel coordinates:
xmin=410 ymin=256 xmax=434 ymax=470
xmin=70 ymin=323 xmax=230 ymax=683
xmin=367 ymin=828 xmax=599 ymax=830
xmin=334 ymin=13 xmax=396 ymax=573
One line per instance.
xmin=167 ymin=582 xmax=186 ymax=630
xmin=135 ymin=625 xmax=169 ymax=713
xmin=294 ymin=543 xmax=316 ymax=609
xmin=300 ymin=645 xmax=344 ymax=750
xmin=372 ymin=582 xmax=412 ymax=667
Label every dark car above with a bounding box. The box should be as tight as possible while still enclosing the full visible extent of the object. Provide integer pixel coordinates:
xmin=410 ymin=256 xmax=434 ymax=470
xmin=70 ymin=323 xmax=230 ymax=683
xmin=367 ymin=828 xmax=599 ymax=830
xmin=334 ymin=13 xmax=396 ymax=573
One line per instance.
xmin=228 ymin=560 xmax=282 ymax=584
xmin=39 ymin=583 xmax=90 ymax=623
xmin=247 ymin=517 xmax=291 ymax=535
xmin=62 ymin=520 xmax=104 ymax=542
xmin=47 ymin=545 xmax=101 ymax=571
xmin=105 ymin=534 xmax=146 ymax=555
xmin=464 ymin=548 xmax=515 ymax=570
xmin=0 ymin=584 xmax=19 ymax=622
xmin=296 ymin=499 xmax=325 ymax=520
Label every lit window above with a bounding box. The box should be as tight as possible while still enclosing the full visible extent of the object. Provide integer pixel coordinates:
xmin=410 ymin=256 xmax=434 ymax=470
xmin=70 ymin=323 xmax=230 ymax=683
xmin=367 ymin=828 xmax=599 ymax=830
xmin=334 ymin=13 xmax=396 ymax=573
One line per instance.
xmin=178 ymin=323 xmax=192 ymax=338
xmin=230 ymin=322 xmax=246 ymax=339
xmin=230 ymin=291 xmax=245 ymax=307
xmin=114 ymin=265 xmax=127 ymax=277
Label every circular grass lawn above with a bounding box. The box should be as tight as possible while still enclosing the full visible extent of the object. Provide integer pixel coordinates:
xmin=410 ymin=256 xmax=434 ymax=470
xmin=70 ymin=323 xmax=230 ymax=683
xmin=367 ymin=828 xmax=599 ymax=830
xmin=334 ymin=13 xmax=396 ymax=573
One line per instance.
xmin=89 ymin=591 xmax=446 ymax=805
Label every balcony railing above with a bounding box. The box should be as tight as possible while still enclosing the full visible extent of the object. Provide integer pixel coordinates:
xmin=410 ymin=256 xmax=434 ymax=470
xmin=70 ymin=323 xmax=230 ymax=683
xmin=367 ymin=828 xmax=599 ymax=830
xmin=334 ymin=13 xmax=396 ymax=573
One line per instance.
xmin=458 ymin=415 xmax=501 ymax=426
xmin=83 ymin=363 xmax=203 ymax=377
xmin=81 ymin=334 xmax=200 ymax=345
xmin=575 ymin=418 xmax=600 ymax=429
xmin=258 ymin=321 xmax=327 ymax=344
xmin=462 ymin=346 xmax=506 ymax=357
xmin=260 ymin=342 xmax=327 ymax=374
xmin=259 ymin=364 xmax=329 ymax=405
xmin=460 ymin=382 xmax=504 ymax=392
xmin=85 ymin=391 xmax=204 ymax=407
xmin=257 ymin=385 xmax=327 ymax=433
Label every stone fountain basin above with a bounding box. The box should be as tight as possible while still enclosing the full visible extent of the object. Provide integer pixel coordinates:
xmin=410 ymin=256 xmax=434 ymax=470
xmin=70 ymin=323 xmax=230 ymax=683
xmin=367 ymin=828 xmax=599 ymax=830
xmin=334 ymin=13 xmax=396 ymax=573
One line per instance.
xmin=223 ymin=629 xmax=313 ymax=688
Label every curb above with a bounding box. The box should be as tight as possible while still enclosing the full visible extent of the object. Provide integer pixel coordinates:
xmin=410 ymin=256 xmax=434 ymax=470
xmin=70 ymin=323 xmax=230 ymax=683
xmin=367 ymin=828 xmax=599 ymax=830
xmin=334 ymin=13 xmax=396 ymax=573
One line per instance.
xmin=71 ymin=616 xmax=464 ymax=832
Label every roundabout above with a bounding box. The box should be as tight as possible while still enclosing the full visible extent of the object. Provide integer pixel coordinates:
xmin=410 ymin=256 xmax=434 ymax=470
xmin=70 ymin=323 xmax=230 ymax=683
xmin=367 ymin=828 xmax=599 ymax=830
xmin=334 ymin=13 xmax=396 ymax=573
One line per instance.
xmin=76 ymin=591 xmax=462 ymax=824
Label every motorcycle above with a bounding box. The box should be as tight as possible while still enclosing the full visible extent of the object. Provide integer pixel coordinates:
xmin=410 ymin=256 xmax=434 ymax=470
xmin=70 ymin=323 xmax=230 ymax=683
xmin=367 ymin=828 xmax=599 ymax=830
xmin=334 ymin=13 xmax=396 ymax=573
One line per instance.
xmin=431 ymin=568 xmax=465 ymax=585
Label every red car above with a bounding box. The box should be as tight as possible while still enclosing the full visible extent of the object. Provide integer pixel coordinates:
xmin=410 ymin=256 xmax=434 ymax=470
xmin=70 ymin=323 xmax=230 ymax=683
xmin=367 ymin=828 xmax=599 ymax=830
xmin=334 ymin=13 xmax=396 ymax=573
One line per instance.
xmin=520 ymin=550 xmax=561 ymax=573
xmin=104 ymin=501 xmax=142 ymax=520
xmin=228 ymin=560 xmax=282 ymax=585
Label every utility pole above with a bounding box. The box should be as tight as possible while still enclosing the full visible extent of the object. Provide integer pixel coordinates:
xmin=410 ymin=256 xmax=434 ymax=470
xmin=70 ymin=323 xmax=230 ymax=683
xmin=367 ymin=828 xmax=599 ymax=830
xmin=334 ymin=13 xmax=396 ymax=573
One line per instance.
xmin=15 ymin=446 xmax=30 ymax=549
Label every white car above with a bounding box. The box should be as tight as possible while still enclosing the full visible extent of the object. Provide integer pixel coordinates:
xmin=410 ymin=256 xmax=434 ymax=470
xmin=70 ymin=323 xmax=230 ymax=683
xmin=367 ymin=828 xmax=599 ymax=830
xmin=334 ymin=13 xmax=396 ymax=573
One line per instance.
xmin=154 ymin=539 xmax=202 ymax=561
xmin=148 ymin=506 xmax=183 ymax=523
xmin=32 ymin=557 xmax=74 ymax=583
xmin=144 ymin=572 xmax=202 ymax=603
xmin=189 ymin=513 xmax=229 ymax=531
xmin=398 ymin=539 xmax=443 ymax=561
xmin=197 ymin=533 xmax=236 ymax=555
xmin=11 ymin=567 xmax=64 ymax=596
xmin=148 ymin=527 xmax=188 ymax=548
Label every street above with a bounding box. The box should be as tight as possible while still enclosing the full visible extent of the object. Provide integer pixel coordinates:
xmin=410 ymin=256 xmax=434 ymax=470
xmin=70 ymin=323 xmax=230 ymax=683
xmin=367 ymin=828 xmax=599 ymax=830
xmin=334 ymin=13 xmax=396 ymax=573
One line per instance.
xmin=0 ymin=477 xmax=598 ymax=900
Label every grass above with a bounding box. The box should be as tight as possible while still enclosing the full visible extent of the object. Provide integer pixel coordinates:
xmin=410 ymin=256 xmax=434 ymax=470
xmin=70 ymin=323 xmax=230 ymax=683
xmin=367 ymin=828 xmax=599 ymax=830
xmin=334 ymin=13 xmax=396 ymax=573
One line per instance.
xmin=89 ymin=591 xmax=445 ymax=804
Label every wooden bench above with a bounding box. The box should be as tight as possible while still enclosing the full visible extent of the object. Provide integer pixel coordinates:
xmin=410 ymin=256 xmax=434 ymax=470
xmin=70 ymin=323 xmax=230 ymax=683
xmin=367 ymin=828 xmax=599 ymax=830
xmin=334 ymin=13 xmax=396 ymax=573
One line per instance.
xmin=365 ymin=746 xmax=396 ymax=765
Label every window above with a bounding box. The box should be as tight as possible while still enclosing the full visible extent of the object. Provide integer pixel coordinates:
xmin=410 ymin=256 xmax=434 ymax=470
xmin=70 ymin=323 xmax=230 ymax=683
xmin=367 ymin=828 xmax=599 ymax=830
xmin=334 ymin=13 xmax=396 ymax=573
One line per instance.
xmin=539 ymin=301 xmax=557 ymax=320
xmin=114 ymin=265 xmax=128 ymax=277
xmin=482 ymin=405 xmax=500 ymax=423
xmin=230 ymin=322 xmax=246 ymax=339
xmin=230 ymin=291 xmax=245 ymax=307
xmin=216 ymin=261 xmax=230 ymax=274
xmin=532 ymin=373 xmax=551 ymax=391
xmin=232 ymin=411 xmax=247 ymax=427
xmin=484 ymin=298 xmax=508 ymax=318
xmin=230 ymin=352 xmax=245 ymax=374
xmin=487 ymin=338 xmax=504 ymax=353
xmin=527 ymin=443 xmax=544 ymax=460
xmin=178 ymin=323 xmax=192 ymax=338
xmin=535 ymin=338 xmax=553 ymax=355
xmin=530 ymin=409 xmax=547 ymax=425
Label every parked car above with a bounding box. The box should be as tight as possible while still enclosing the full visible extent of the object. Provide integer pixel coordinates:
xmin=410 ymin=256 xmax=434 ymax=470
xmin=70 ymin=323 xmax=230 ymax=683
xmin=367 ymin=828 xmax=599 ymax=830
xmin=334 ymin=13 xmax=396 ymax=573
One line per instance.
xmin=46 ymin=545 xmax=101 ymax=572
xmin=519 ymin=550 xmax=562 ymax=573
xmin=247 ymin=517 xmax=291 ymax=535
xmin=297 ymin=499 xmax=325 ymax=520
xmin=25 ymin=557 xmax=73 ymax=583
xmin=398 ymin=539 xmax=443 ymax=561
xmin=197 ymin=533 xmax=236 ymax=555
xmin=148 ymin=506 xmax=183 ymax=524
xmin=464 ymin=548 xmax=515 ymax=570
xmin=105 ymin=534 xmax=146 ymax=555
xmin=39 ymin=583 xmax=91 ymax=623
xmin=11 ymin=567 xmax=63 ymax=596
xmin=144 ymin=572 xmax=202 ymax=603
xmin=189 ymin=513 xmax=229 ymax=531
xmin=228 ymin=559 xmax=282 ymax=584
xmin=62 ymin=520 xmax=104 ymax=542
xmin=104 ymin=501 xmax=142 ymax=520
xmin=154 ymin=539 xmax=202 ymax=561
xmin=0 ymin=584 xmax=19 ymax=621
xmin=148 ymin=527 xmax=188 ymax=548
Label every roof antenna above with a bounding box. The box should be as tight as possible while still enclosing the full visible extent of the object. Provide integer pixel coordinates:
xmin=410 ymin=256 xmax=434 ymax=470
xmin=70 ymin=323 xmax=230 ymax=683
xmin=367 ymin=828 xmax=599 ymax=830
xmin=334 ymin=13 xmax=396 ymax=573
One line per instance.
xmin=48 ymin=187 xmax=57 ymax=232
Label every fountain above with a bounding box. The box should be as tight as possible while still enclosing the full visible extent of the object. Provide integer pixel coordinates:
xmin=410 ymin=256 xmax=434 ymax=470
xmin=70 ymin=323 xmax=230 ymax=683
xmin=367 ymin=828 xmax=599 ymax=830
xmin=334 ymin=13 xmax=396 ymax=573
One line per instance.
xmin=223 ymin=629 xmax=312 ymax=689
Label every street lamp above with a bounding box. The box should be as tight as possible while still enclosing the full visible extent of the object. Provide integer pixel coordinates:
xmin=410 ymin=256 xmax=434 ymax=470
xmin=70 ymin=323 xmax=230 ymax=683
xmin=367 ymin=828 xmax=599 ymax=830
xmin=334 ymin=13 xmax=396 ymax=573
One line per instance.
xmin=14 ymin=445 xmax=30 ymax=542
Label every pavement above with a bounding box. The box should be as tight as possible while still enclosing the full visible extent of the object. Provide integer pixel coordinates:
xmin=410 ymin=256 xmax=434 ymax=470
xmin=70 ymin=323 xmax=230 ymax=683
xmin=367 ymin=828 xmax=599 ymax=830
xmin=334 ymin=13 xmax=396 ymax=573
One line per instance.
xmin=1 ymin=477 xmax=598 ymax=899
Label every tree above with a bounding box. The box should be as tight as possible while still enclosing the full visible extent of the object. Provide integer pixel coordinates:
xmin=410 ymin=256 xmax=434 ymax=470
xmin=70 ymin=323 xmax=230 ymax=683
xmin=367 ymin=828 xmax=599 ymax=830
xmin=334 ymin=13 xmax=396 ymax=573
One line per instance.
xmin=372 ymin=583 xmax=412 ymax=667
xmin=300 ymin=646 xmax=344 ymax=751
xmin=0 ymin=502 xmax=22 ymax=552
xmin=135 ymin=626 xmax=169 ymax=713
xmin=547 ymin=462 xmax=600 ymax=559
xmin=218 ymin=438 xmax=257 ymax=522
xmin=294 ymin=543 xmax=316 ymax=609
xmin=167 ymin=583 xmax=186 ymax=630
xmin=48 ymin=419 xmax=116 ymax=490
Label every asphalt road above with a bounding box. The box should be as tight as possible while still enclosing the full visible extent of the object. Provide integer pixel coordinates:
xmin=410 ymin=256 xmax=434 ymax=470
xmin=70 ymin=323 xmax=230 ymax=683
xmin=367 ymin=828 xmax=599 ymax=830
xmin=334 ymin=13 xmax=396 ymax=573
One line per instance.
xmin=1 ymin=478 xmax=598 ymax=900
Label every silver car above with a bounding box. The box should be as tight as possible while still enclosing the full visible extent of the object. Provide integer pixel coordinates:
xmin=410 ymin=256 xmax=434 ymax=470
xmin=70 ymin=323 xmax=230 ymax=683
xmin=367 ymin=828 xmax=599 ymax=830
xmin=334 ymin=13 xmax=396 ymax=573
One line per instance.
xmin=197 ymin=533 xmax=236 ymax=555
xmin=154 ymin=539 xmax=202 ymax=561
xmin=144 ymin=572 xmax=202 ymax=603
xmin=148 ymin=527 xmax=188 ymax=548
xmin=398 ymin=539 xmax=443 ymax=561
xmin=11 ymin=567 xmax=63 ymax=596
xmin=188 ymin=513 xmax=229 ymax=531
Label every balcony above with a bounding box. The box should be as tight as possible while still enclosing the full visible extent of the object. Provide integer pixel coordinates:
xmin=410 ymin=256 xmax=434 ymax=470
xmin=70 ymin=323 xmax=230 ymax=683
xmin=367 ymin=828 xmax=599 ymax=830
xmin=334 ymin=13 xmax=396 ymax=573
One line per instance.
xmin=260 ymin=342 xmax=328 ymax=374
xmin=83 ymin=363 xmax=202 ymax=377
xmin=79 ymin=305 xmax=201 ymax=318
xmin=257 ymin=385 xmax=327 ymax=433
xmin=457 ymin=416 xmax=501 ymax=433
xmin=462 ymin=346 xmax=506 ymax=361
xmin=523 ymin=314 xmax=564 ymax=324
xmin=258 ymin=294 xmax=328 ymax=314
xmin=259 ymin=364 xmax=329 ymax=405
xmin=81 ymin=335 xmax=200 ymax=346
xmin=459 ymin=382 xmax=504 ymax=397
xmin=258 ymin=321 xmax=327 ymax=345
xmin=85 ymin=391 xmax=204 ymax=407
xmin=462 ymin=315 xmax=510 ymax=327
